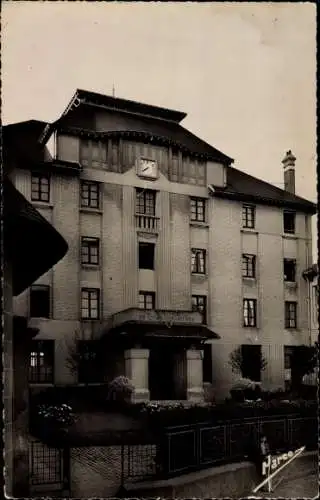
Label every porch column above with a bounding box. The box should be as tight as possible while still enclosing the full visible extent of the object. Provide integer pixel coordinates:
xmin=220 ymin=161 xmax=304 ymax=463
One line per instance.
xmin=186 ymin=349 xmax=204 ymax=402
xmin=125 ymin=348 xmax=150 ymax=402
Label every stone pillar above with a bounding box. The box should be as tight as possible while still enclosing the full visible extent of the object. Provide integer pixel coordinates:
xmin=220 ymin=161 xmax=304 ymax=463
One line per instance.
xmin=125 ymin=348 xmax=150 ymax=402
xmin=186 ymin=349 xmax=204 ymax=402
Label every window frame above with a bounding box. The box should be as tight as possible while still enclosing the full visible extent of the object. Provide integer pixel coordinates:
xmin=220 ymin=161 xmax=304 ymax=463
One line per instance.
xmin=283 ymin=210 xmax=296 ymax=234
xmin=242 ymin=204 xmax=255 ymax=229
xmin=242 ymin=254 xmax=256 ymax=278
xmin=80 ymin=180 xmax=100 ymax=209
xmin=136 ymin=189 xmax=156 ymax=216
xmin=190 ymin=197 xmax=206 ymax=222
xmin=191 ymin=295 xmax=207 ymax=324
xmin=31 ymin=172 xmax=50 ymax=203
xmin=191 ymin=248 xmax=206 ymax=274
xmin=283 ymin=258 xmax=296 ymax=282
xmin=29 ymin=285 xmax=51 ymax=319
xmin=285 ymin=301 xmax=297 ymax=329
xmin=81 ymin=288 xmax=100 ymax=320
xmin=80 ymin=138 xmax=108 ymax=168
xmin=138 ymin=291 xmax=155 ymax=310
xmin=243 ymin=298 xmax=257 ymax=327
xmin=29 ymin=339 xmax=54 ymax=384
xmin=81 ymin=237 xmax=100 ymax=266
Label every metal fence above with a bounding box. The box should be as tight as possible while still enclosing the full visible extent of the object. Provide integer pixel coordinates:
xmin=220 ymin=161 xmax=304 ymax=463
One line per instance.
xmin=30 ymin=440 xmax=64 ymax=486
xmin=124 ymin=414 xmax=317 ymax=481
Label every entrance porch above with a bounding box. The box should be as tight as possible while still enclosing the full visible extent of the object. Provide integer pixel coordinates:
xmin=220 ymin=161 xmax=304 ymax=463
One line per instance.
xmin=99 ymin=308 xmax=219 ymax=403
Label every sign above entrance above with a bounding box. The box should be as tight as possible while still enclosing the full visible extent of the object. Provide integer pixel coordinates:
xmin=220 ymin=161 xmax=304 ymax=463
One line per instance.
xmin=111 ymin=308 xmax=203 ymax=329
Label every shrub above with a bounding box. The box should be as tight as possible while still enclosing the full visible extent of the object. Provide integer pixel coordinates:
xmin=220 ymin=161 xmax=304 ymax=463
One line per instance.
xmin=37 ymin=403 xmax=76 ymax=428
xmin=230 ymin=378 xmax=262 ymax=402
xmin=136 ymin=399 xmax=317 ymax=429
xmin=107 ymin=376 xmax=134 ymax=403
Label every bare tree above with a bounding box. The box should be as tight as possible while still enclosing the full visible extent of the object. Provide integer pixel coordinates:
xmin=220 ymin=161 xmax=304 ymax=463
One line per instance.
xmin=65 ymin=329 xmax=83 ymax=379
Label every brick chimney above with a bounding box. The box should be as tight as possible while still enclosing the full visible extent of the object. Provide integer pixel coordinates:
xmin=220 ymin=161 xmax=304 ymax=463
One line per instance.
xmin=282 ymin=150 xmax=296 ymax=194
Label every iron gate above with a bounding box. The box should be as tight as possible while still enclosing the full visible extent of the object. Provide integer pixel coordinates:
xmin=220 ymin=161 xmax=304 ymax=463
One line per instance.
xmin=29 ymin=440 xmax=68 ymax=492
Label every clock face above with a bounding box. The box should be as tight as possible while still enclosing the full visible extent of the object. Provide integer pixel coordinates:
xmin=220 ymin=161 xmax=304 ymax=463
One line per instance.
xmin=138 ymin=158 xmax=158 ymax=179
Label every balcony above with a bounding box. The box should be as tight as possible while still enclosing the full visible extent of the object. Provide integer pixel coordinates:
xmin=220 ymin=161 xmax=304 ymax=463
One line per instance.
xmin=135 ymin=214 xmax=159 ymax=233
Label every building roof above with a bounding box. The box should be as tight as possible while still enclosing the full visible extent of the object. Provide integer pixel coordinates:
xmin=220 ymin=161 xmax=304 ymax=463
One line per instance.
xmin=211 ymin=166 xmax=316 ymax=214
xmin=53 ymin=89 xmax=234 ymax=164
xmin=68 ymin=88 xmax=188 ymax=123
xmin=4 ymin=179 xmax=68 ymax=295
xmin=3 ymin=120 xmax=81 ymax=175
xmin=3 ymin=120 xmax=48 ymax=166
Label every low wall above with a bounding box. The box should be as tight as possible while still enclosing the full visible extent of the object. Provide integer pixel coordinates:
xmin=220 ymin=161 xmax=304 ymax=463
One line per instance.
xmin=124 ymin=452 xmax=317 ymax=498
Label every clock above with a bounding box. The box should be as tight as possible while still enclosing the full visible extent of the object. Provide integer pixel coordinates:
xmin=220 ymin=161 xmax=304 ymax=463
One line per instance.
xmin=137 ymin=158 xmax=158 ymax=179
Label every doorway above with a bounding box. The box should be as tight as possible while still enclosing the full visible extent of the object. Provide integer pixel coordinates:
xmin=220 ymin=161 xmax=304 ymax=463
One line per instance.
xmin=149 ymin=346 xmax=175 ymax=400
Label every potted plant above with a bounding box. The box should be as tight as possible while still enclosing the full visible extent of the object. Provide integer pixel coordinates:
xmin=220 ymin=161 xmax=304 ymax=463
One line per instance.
xmin=107 ymin=376 xmax=134 ymax=408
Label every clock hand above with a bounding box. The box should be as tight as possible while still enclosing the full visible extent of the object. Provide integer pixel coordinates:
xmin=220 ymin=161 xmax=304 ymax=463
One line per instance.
xmin=142 ymin=166 xmax=150 ymax=172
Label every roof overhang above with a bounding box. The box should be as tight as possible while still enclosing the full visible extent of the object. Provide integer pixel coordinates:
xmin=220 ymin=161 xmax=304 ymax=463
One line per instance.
xmin=106 ymin=321 xmax=219 ymax=342
xmin=4 ymin=179 xmax=68 ymax=296
xmin=99 ymin=308 xmax=220 ymax=341
xmin=210 ymin=187 xmax=317 ymax=214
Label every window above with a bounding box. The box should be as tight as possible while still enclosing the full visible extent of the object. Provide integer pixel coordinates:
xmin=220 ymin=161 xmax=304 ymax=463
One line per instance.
xmin=242 ymin=254 xmax=256 ymax=278
xmin=80 ymin=139 xmax=108 ymax=169
xmin=78 ymin=341 xmax=102 ymax=384
xmin=138 ymin=291 xmax=155 ymax=310
xmin=81 ymin=288 xmax=100 ymax=319
xmin=202 ymin=344 xmax=212 ymax=383
xmin=136 ymin=189 xmax=156 ymax=216
xmin=29 ymin=340 xmax=54 ymax=383
xmin=192 ymin=295 xmax=207 ymax=324
xmin=181 ymin=157 xmax=206 ymax=186
xmin=243 ymin=298 xmax=257 ymax=327
xmin=284 ymin=259 xmax=296 ymax=282
xmin=242 ymin=204 xmax=255 ymax=229
xmin=191 ymin=248 xmax=206 ymax=274
xmin=139 ymin=242 xmax=155 ymax=270
xmin=241 ymin=345 xmax=262 ymax=382
xmin=285 ymin=301 xmax=297 ymax=328
xmin=190 ymin=197 xmax=206 ymax=222
xmin=81 ymin=237 xmax=100 ymax=266
xmin=80 ymin=181 xmax=100 ymax=209
xmin=31 ymin=173 xmax=50 ymax=202
xmin=30 ymin=285 xmax=50 ymax=318
xmin=283 ymin=211 xmax=295 ymax=234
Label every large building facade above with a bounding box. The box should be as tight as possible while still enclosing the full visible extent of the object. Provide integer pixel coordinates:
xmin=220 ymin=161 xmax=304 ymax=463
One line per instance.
xmin=12 ymin=90 xmax=316 ymax=400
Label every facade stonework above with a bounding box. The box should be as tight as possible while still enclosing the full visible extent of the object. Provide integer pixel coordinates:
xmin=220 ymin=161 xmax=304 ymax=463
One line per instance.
xmin=11 ymin=91 xmax=316 ymax=400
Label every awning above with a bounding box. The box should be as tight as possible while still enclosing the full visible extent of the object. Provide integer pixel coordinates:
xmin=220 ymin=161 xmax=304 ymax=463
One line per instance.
xmin=4 ymin=179 xmax=68 ymax=296
xmin=105 ymin=320 xmax=220 ymax=341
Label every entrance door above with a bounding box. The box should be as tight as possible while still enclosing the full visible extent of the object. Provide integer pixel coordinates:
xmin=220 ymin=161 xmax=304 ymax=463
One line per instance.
xmin=149 ymin=346 xmax=175 ymax=400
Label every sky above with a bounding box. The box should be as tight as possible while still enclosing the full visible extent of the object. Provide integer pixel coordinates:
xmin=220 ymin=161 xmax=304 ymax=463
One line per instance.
xmin=2 ymin=2 xmax=317 ymax=255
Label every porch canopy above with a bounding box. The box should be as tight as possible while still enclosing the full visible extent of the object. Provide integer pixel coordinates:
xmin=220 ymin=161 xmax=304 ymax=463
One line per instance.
xmin=98 ymin=308 xmax=220 ymax=345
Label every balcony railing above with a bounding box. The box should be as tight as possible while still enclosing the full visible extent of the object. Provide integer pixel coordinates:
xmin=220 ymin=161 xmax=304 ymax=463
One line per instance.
xmin=135 ymin=214 xmax=159 ymax=232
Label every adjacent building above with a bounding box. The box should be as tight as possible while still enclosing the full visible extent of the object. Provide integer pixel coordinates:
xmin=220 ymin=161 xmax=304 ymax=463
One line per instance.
xmin=3 ymin=164 xmax=68 ymax=496
xmin=11 ymin=89 xmax=316 ymax=400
